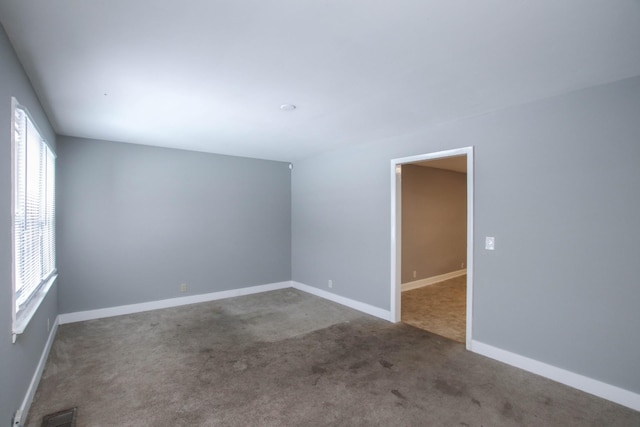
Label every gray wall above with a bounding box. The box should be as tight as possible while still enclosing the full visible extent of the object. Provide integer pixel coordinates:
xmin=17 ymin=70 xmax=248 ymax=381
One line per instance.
xmin=0 ymin=24 xmax=58 ymax=423
xmin=292 ymin=75 xmax=640 ymax=394
xmin=401 ymin=165 xmax=466 ymax=283
xmin=57 ymin=136 xmax=291 ymax=314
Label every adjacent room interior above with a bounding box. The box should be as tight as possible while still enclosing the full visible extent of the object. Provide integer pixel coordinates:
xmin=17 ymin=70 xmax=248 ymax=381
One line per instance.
xmin=1 ymin=1 xmax=639 ymax=425
xmin=400 ymin=155 xmax=468 ymax=344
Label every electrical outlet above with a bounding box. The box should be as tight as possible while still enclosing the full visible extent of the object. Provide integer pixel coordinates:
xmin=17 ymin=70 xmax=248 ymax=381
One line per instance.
xmin=328 ymin=279 xmax=333 ymax=289
xmin=413 ymin=270 xmax=417 ymax=278
xmin=180 ymin=283 xmax=187 ymax=292
xmin=12 ymin=409 xmax=22 ymax=426
xmin=461 ymin=262 xmax=465 ymax=269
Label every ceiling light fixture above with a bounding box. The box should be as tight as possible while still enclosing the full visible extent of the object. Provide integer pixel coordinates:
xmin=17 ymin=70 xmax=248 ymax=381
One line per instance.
xmin=280 ymin=104 xmax=296 ymax=111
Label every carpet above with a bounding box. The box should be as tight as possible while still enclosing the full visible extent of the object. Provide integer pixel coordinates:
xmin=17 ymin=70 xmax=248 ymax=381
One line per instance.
xmin=26 ymin=288 xmax=639 ymax=426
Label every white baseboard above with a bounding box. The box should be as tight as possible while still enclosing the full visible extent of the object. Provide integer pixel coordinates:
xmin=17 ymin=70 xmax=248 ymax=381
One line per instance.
xmin=402 ymin=268 xmax=467 ymax=292
xmin=15 ymin=316 xmax=60 ymax=426
xmin=471 ymin=340 xmax=640 ymax=412
xmin=58 ymin=281 xmax=292 ymax=324
xmin=58 ymin=280 xmax=393 ymax=326
xmin=292 ymin=281 xmax=393 ymax=321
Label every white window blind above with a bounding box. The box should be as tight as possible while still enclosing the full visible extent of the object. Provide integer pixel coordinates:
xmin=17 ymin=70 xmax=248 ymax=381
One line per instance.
xmin=12 ymin=98 xmax=56 ymax=336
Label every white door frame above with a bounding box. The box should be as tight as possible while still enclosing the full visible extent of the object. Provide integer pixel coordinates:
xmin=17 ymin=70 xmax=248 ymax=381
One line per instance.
xmin=390 ymin=146 xmax=474 ymax=350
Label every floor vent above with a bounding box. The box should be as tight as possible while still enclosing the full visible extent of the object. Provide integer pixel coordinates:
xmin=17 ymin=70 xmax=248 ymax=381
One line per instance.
xmin=41 ymin=407 xmax=77 ymax=427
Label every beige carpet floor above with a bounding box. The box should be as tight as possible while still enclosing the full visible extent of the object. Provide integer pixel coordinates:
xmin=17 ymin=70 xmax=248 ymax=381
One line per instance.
xmin=401 ymin=275 xmax=466 ymax=343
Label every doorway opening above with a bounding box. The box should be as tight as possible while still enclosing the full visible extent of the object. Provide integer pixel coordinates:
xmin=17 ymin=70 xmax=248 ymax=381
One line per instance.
xmin=390 ymin=147 xmax=474 ymax=349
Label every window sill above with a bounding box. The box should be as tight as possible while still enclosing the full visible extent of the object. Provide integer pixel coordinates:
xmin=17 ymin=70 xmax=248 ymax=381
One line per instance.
xmin=12 ymin=273 xmax=58 ymax=343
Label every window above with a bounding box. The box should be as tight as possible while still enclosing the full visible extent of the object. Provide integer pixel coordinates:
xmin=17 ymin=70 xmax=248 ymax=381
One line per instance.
xmin=12 ymin=98 xmax=56 ymax=338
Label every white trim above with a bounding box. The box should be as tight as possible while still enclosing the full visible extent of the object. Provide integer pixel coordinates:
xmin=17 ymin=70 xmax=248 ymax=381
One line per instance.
xmin=292 ymin=281 xmax=393 ymax=321
xmin=401 ymin=269 xmax=467 ymax=292
xmin=58 ymin=281 xmax=291 ymax=324
xmin=471 ymin=340 xmax=640 ymax=412
xmin=15 ymin=316 xmax=60 ymax=426
xmin=58 ymin=279 xmax=393 ymax=326
xmin=391 ymin=147 xmax=474 ymax=350
xmin=390 ymin=162 xmax=402 ymax=323
xmin=11 ymin=97 xmax=18 ymax=345
xmin=13 ymin=274 xmax=58 ymax=340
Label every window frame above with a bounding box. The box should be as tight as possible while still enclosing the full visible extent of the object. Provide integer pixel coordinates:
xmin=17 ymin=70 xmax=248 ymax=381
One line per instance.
xmin=11 ymin=97 xmax=57 ymax=341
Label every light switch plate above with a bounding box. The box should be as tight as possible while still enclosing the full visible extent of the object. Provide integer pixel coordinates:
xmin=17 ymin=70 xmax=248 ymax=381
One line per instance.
xmin=485 ymin=236 xmax=495 ymax=250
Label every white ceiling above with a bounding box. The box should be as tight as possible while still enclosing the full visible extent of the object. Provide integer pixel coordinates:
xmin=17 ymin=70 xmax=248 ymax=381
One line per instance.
xmin=1 ymin=1 xmax=639 ymax=162
xmin=415 ymin=156 xmax=467 ymax=174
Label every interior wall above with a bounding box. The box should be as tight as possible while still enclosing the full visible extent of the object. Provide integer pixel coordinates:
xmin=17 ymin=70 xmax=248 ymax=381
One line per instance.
xmin=57 ymin=136 xmax=291 ymax=314
xmin=0 ymin=24 xmax=59 ymax=423
xmin=401 ymin=165 xmax=466 ymax=283
xmin=292 ymin=75 xmax=640 ymax=395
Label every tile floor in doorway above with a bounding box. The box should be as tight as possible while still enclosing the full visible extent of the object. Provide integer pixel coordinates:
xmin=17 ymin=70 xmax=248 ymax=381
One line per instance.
xmin=401 ymin=275 xmax=466 ymax=343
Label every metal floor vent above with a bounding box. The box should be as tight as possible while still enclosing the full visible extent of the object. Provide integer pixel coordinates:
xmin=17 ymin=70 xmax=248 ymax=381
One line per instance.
xmin=41 ymin=407 xmax=77 ymax=427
